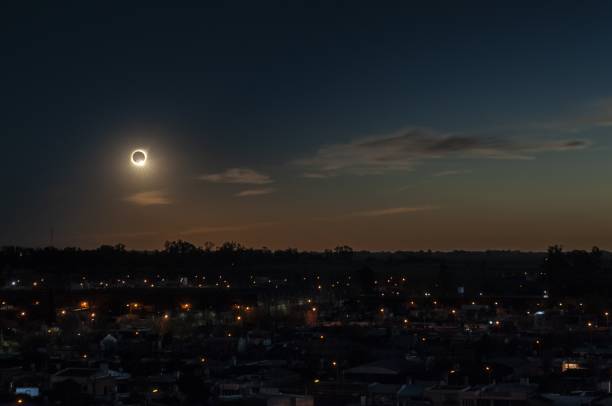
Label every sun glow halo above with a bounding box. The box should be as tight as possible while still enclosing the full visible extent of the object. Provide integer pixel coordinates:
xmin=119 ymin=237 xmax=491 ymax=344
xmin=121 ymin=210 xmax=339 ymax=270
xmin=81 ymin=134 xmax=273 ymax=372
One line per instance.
xmin=131 ymin=149 xmax=147 ymax=167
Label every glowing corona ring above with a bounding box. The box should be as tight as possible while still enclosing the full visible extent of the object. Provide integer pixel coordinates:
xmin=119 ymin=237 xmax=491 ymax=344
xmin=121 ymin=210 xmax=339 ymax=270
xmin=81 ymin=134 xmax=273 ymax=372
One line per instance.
xmin=131 ymin=149 xmax=147 ymax=167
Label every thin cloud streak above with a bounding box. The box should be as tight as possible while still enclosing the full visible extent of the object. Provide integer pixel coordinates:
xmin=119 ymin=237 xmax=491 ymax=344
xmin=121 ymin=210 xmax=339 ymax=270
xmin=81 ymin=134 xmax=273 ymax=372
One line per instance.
xmin=432 ymin=169 xmax=472 ymax=177
xmin=180 ymin=222 xmax=277 ymax=236
xmin=199 ymin=168 xmax=273 ymax=184
xmin=351 ymin=206 xmax=439 ymax=217
xmin=76 ymin=230 xmax=160 ymax=241
xmin=316 ymin=205 xmax=438 ymax=221
xmin=302 ymin=172 xmax=332 ymax=179
xmin=235 ymin=188 xmax=275 ymax=197
xmin=538 ymin=98 xmax=612 ymax=131
xmin=124 ymin=191 xmax=171 ymax=206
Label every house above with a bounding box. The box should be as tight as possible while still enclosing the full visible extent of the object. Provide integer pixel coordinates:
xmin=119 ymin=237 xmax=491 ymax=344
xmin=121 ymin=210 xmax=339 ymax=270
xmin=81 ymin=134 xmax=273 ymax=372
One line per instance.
xmin=50 ymin=368 xmax=117 ymax=401
xmin=460 ymin=383 xmax=541 ymax=406
xmin=425 ymin=385 xmax=471 ymax=406
xmin=267 ymin=394 xmax=314 ymax=406
xmin=367 ymin=383 xmax=428 ymax=406
xmin=542 ymin=392 xmax=600 ymax=406
xmin=344 ymin=358 xmax=423 ymax=384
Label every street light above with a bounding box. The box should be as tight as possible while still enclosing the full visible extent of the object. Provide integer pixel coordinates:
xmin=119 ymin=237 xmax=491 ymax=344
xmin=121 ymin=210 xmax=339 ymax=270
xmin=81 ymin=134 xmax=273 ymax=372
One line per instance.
xmin=484 ymin=366 xmax=492 ymax=383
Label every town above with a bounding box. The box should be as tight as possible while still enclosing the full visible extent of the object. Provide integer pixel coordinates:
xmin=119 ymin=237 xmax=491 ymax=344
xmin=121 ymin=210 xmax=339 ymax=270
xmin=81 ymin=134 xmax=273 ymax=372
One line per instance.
xmin=0 ymin=243 xmax=610 ymax=406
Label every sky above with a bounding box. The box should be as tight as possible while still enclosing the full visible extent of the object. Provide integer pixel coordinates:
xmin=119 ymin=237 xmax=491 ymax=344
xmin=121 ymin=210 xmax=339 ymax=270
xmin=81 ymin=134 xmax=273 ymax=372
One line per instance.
xmin=2 ymin=1 xmax=612 ymax=251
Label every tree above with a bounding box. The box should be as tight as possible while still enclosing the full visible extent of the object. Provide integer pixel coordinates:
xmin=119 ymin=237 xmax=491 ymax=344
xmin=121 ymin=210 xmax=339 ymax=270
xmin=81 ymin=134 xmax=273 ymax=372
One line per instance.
xmin=163 ymin=240 xmax=199 ymax=255
xmin=334 ymin=245 xmax=353 ymax=261
xmin=543 ymin=245 xmax=604 ymax=298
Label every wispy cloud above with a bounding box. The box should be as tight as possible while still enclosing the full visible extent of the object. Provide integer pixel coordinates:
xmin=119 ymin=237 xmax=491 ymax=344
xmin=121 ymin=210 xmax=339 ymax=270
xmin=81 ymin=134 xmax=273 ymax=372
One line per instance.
xmin=302 ymin=172 xmax=332 ymax=179
xmin=350 ymin=206 xmax=438 ymax=217
xmin=235 ymin=188 xmax=275 ymax=197
xmin=541 ymin=98 xmax=612 ymax=130
xmin=432 ymin=169 xmax=472 ymax=177
xmin=199 ymin=168 xmax=273 ymax=184
xmin=125 ymin=190 xmax=171 ymax=206
xmin=297 ymin=127 xmax=589 ymax=176
xmin=317 ymin=205 xmax=438 ymax=221
xmin=76 ymin=230 xmax=160 ymax=241
xmin=586 ymin=98 xmax=612 ymax=127
xmin=180 ymin=222 xmax=276 ymax=236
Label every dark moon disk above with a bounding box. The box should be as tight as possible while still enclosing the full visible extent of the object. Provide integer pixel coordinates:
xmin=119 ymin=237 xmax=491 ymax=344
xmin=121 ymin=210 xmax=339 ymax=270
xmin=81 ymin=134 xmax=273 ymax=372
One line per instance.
xmin=132 ymin=150 xmax=146 ymax=164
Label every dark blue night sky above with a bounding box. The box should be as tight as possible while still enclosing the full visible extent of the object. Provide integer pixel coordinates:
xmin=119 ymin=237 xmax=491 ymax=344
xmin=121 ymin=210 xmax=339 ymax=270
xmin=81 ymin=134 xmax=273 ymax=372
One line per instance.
xmin=2 ymin=2 xmax=612 ymax=250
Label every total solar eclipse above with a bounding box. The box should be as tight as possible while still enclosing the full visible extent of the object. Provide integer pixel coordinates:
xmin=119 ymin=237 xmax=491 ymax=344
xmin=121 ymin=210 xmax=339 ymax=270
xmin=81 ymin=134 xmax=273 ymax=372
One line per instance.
xmin=131 ymin=149 xmax=147 ymax=167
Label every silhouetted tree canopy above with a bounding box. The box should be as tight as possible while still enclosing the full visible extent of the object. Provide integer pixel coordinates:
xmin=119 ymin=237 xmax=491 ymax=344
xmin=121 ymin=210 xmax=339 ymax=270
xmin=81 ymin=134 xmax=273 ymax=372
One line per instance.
xmin=542 ymin=245 xmax=604 ymax=297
